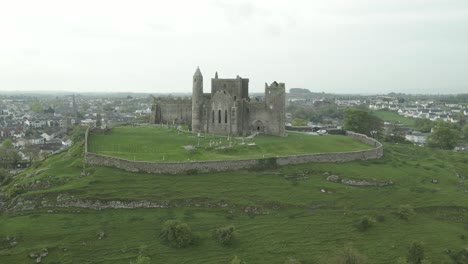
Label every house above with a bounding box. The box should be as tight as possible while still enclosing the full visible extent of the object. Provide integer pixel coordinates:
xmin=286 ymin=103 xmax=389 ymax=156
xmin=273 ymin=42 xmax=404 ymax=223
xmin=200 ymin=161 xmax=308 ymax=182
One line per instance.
xmin=405 ymin=131 xmax=429 ymax=144
xmin=41 ymin=133 xmax=54 ymax=142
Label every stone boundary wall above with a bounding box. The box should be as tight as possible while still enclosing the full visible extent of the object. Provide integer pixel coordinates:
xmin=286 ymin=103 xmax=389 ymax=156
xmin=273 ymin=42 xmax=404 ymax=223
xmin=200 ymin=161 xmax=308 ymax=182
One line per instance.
xmin=84 ymin=129 xmax=383 ymax=174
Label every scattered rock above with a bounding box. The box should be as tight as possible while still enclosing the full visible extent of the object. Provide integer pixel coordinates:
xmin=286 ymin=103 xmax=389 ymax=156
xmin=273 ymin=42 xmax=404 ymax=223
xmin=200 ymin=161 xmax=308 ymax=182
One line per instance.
xmin=326 ymin=174 xmax=393 ymax=187
xmin=10 ymin=241 xmax=18 ymax=247
xmin=326 ymin=175 xmax=341 ymax=182
xmin=29 ymin=248 xmax=47 ymax=263
xmin=431 ymin=179 xmax=438 ymax=184
xmin=97 ymin=232 xmax=105 ymax=240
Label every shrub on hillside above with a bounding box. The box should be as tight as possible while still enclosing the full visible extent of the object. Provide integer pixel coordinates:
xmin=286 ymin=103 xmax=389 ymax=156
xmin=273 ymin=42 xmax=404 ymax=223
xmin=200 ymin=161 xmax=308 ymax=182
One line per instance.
xmin=407 ymin=241 xmax=425 ymax=264
xmin=450 ymin=247 xmax=468 ymax=264
xmin=213 ymin=225 xmax=237 ymax=245
xmin=398 ymin=204 xmax=415 ymax=220
xmin=356 ymin=216 xmax=375 ymax=231
xmin=70 ymin=126 xmax=86 ymax=144
xmin=159 ymin=220 xmax=198 ymax=248
xmin=0 ymin=168 xmax=11 ymax=186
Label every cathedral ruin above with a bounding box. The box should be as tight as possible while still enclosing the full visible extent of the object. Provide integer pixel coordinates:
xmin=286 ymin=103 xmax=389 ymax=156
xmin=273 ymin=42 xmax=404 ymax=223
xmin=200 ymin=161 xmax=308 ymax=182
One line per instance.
xmin=151 ymin=67 xmax=285 ymax=136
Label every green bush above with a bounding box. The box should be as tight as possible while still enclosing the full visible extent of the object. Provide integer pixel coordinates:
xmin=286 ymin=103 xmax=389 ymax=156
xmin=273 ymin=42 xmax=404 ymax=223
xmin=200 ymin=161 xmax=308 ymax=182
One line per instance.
xmin=407 ymin=241 xmax=425 ymax=264
xmin=398 ymin=204 xmax=415 ymax=220
xmin=356 ymin=216 xmax=375 ymax=231
xmin=450 ymin=247 xmax=468 ymax=264
xmin=213 ymin=225 xmax=236 ymax=245
xmin=159 ymin=220 xmax=198 ymax=248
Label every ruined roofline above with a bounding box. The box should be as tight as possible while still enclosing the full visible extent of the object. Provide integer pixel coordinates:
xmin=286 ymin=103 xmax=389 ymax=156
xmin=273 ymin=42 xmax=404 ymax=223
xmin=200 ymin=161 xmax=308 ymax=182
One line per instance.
xmin=211 ymin=77 xmax=249 ymax=81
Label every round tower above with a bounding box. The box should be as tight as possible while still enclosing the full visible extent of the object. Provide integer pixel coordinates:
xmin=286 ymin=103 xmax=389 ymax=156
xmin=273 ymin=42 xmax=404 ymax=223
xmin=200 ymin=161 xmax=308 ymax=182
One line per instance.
xmin=192 ymin=67 xmax=203 ymax=132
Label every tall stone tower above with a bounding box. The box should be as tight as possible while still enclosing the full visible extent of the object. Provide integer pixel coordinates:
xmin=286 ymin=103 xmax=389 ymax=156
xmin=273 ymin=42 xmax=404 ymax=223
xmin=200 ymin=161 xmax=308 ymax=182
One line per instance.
xmin=191 ymin=67 xmax=203 ymax=132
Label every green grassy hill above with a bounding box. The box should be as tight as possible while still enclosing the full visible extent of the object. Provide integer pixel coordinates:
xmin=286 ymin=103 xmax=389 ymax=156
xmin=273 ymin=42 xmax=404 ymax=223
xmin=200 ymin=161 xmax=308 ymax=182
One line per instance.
xmin=0 ymin=137 xmax=467 ymax=263
xmin=87 ymin=126 xmax=371 ymax=161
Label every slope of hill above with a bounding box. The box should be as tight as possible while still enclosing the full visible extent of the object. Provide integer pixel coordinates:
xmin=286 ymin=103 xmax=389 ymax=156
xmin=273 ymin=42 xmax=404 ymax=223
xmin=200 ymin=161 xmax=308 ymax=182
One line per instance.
xmin=0 ymin=139 xmax=467 ymax=263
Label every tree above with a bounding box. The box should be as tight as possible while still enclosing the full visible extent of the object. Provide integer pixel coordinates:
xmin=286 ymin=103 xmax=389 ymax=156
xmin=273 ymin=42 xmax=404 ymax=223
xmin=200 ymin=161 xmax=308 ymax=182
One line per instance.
xmin=407 ymin=241 xmax=425 ymax=264
xmin=0 ymin=139 xmax=20 ymax=169
xmin=23 ymin=143 xmax=40 ymax=163
xmin=292 ymin=118 xmax=308 ymax=126
xmin=30 ymin=99 xmax=44 ymax=113
xmin=70 ymin=126 xmax=86 ymax=143
xmin=129 ymin=255 xmax=151 ymax=264
xmin=414 ymin=118 xmax=433 ymax=133
xmin=462 ymin=124 xmax=468 ymax=139
xmin=0 ymin=168 xmax=11 ymax=185
xmin=368 ymin=115 xmax=384 ymax=138
xmin=383 ymin=123 xmax=408 ymax=143
xmin=1 ymin=139 xmax=14 ymax=149
xmin=213 ymin=225 xmax=237 ymax=245
xmin=426 ymin=124 xmax=458 ymax=150
xmin=455 ymin=111 xmax=467 ymax=127
xmin=343 ymin=109 xmax=383 ymax=138
xmin=159 ymin=220 xmax=197 ymax=248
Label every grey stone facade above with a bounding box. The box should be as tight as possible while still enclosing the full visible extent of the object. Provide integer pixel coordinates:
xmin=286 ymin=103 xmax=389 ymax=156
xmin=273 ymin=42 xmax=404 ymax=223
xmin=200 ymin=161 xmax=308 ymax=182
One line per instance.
xmin=151 ymin=67 xmax=286 ymax=136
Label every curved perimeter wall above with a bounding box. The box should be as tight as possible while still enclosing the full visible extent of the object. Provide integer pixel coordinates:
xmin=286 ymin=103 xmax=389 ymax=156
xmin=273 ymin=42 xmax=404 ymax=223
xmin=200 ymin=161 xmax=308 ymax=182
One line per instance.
xmin=84 ymin=128 xmax=383 ymax=174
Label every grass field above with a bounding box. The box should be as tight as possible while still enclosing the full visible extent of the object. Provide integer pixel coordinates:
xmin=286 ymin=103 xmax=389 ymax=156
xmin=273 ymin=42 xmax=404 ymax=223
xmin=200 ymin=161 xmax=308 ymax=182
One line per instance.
xmin=1 ymin=137 xmax=467 ymax=263
xmin=87 ymin=125 xmax=371 ymax=161
xmin=372 ymin=110 xmax=416 ymax=128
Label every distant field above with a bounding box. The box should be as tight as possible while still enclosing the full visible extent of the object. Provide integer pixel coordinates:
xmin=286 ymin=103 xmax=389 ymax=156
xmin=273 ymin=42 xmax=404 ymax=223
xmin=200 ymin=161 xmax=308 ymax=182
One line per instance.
xmin=87 ymin=125 xmax=371 ymax=161
xmin=373 ymin=110 xmax=415 ymax=128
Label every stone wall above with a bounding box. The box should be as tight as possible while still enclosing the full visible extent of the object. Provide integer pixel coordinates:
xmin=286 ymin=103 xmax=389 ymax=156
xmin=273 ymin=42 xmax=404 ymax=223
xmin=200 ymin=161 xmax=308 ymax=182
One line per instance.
xmin=84 ymin=129 xmax=383 ymax=174
xmin=151 ymin=97 xmax=192 ymax=125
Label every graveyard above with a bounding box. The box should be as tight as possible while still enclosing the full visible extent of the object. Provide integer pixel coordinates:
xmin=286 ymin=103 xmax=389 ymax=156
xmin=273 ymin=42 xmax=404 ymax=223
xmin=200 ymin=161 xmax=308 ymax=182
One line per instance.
xmin=87 ymin=125 xmax=371 ymax=162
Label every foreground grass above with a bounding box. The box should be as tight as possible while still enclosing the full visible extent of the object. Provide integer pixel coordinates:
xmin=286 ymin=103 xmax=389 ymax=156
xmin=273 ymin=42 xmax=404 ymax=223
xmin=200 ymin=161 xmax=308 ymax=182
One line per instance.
xmin=1 ymin=141 xmax=467 ymax=263
xmin=87 ymin=125 xmax=371 ymax=161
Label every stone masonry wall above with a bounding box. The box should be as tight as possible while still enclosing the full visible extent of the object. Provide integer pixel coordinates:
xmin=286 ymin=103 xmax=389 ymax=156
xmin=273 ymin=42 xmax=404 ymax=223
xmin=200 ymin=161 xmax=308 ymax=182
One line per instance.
xmin=84 ymin=130 xmax=383 ymax=174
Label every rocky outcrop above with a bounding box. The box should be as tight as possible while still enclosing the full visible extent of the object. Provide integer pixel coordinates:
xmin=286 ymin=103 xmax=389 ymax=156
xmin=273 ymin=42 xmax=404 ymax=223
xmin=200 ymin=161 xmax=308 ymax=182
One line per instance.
xmin=326 ymin=174 xmax=393 ymax=187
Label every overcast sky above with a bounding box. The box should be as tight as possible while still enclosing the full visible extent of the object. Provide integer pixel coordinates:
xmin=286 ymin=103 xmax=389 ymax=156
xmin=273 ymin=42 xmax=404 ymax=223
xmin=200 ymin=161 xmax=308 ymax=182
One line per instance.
xmin=1 ymin=0 xmax=467 ymax=94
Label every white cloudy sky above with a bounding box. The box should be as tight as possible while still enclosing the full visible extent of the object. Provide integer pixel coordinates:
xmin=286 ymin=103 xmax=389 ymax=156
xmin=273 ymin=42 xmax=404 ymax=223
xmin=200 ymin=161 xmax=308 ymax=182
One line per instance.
xmin=1 ymin=0 xmax=467 ymax=94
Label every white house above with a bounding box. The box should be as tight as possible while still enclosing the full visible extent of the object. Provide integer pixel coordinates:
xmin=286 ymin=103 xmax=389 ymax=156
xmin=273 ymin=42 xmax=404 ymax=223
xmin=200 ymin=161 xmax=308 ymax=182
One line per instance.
xmin=405 ymin=132 xmax=429 ymax=144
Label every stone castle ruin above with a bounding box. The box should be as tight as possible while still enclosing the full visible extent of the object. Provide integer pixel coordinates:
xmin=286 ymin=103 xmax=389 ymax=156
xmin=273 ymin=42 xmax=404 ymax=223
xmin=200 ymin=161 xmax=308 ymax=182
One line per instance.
xmin=151 ymin=67 xmax=286 ymax=136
